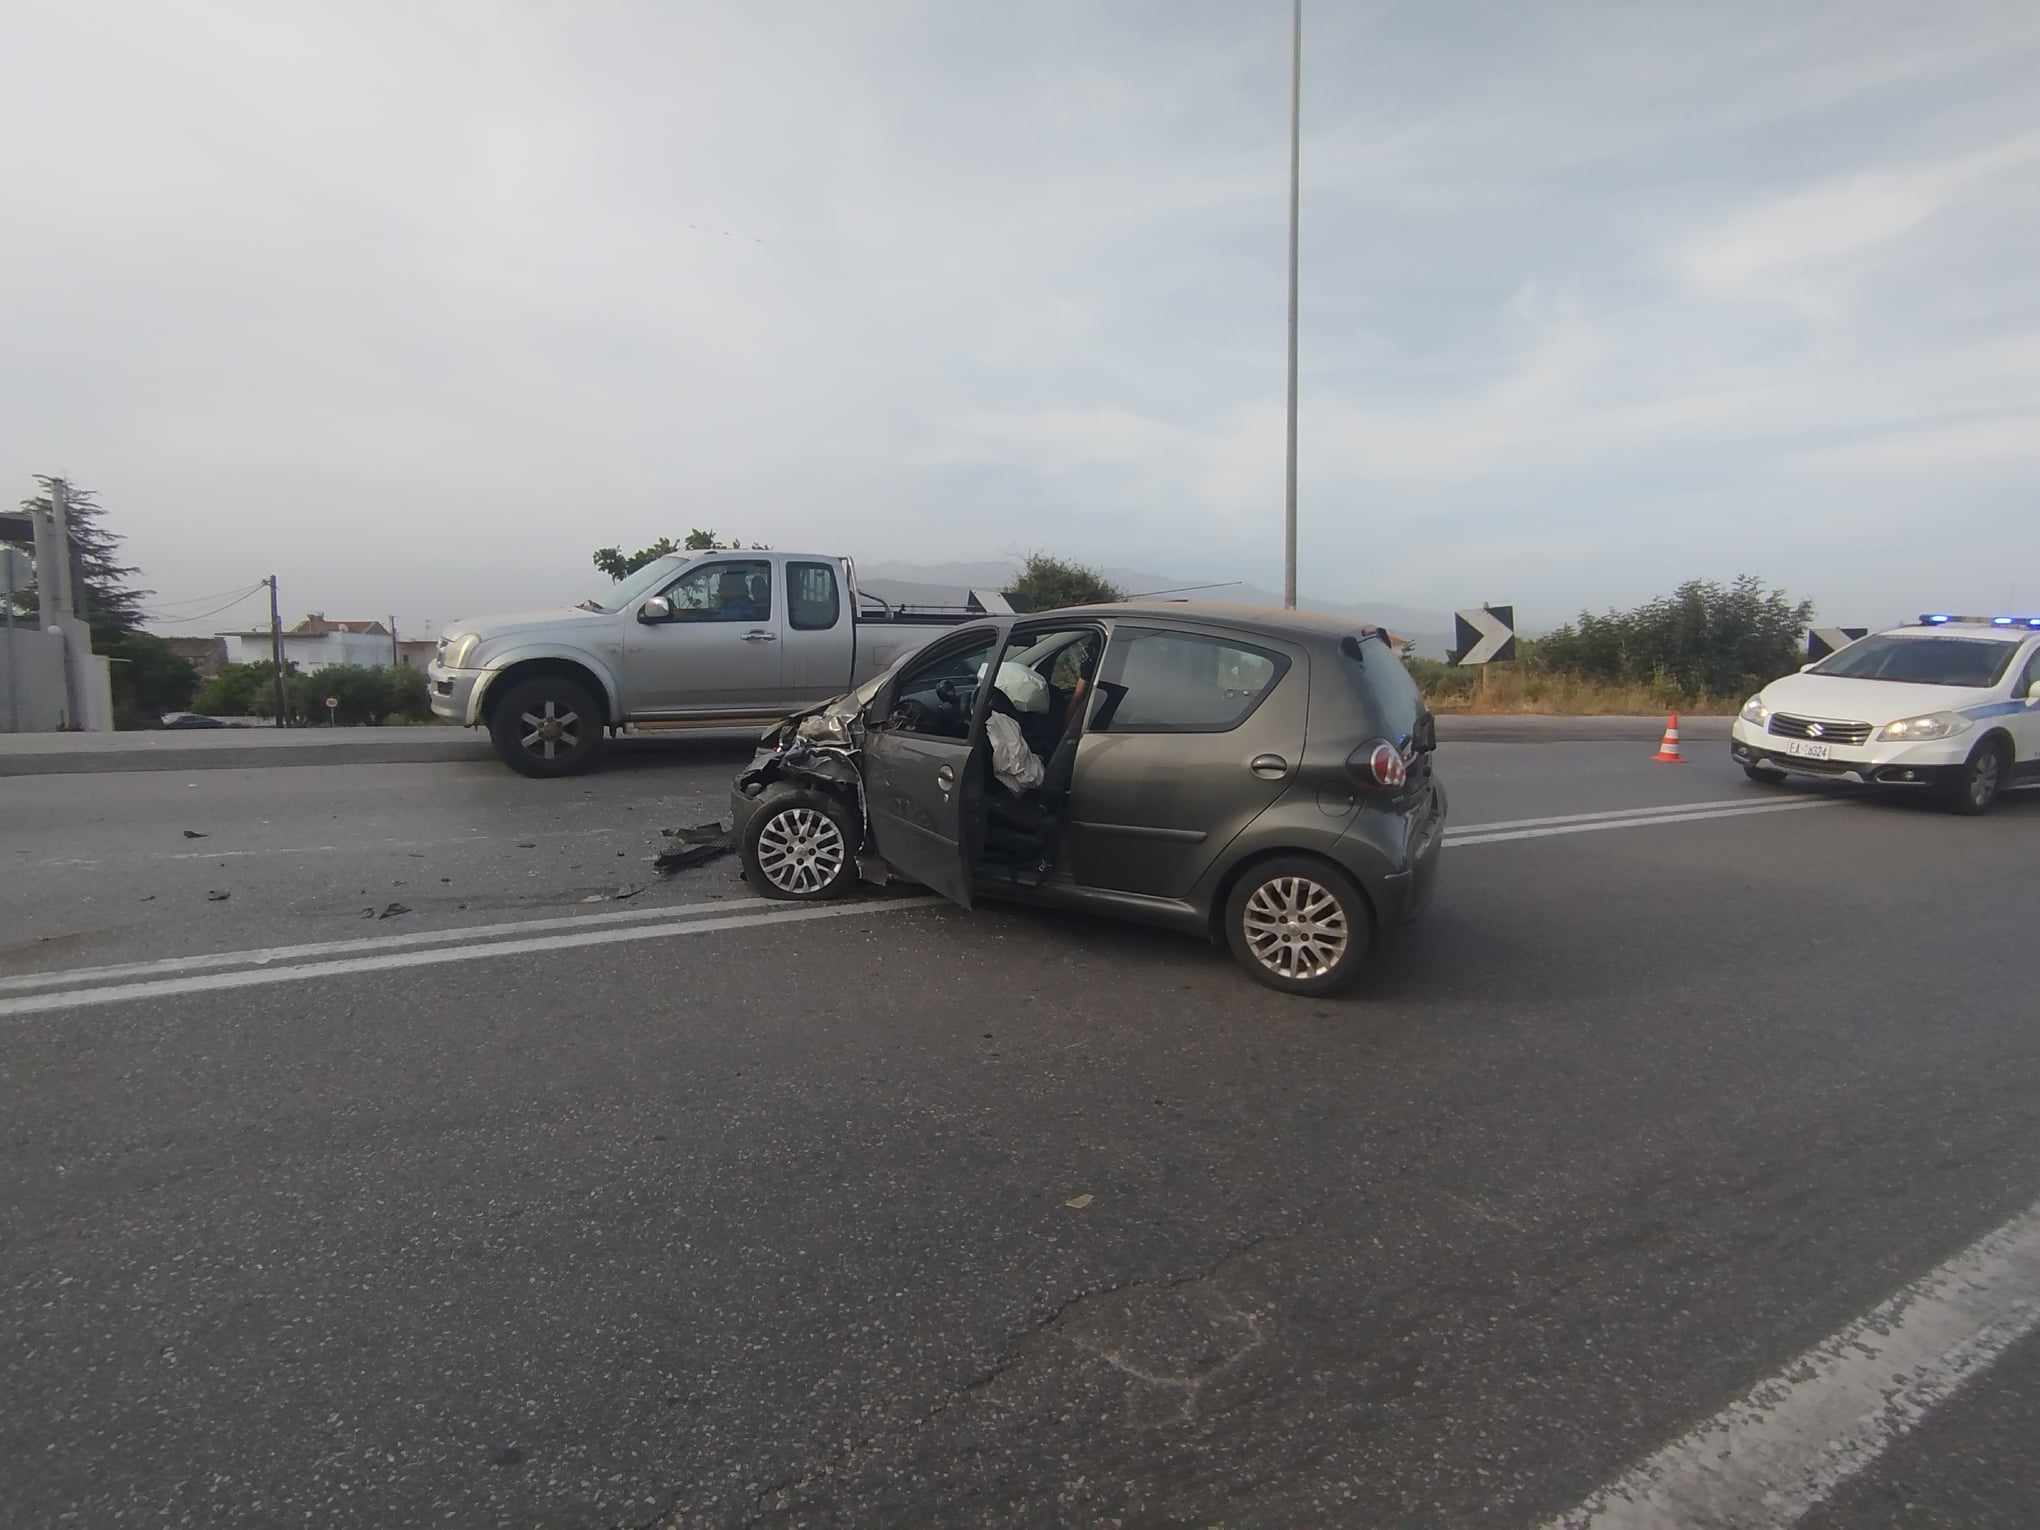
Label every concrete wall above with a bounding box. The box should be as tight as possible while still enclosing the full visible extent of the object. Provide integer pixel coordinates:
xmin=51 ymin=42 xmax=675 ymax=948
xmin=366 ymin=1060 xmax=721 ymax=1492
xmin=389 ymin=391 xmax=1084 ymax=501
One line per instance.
xmin=3 ymin=626 xmax=69 ymax=730
xmin=2 ymin=625 xmax=109 ymax=731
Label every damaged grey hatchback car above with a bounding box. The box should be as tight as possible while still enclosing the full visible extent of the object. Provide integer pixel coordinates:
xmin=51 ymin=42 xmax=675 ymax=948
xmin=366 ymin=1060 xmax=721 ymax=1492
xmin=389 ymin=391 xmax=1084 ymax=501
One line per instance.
xmin=729 ymin=604 xmax=1446 ymax=995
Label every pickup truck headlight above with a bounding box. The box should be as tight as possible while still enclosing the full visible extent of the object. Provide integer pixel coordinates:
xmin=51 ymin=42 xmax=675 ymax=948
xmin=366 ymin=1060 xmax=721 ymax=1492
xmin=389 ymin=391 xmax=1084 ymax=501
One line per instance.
xmin=1879 ymin=711 xmax=1970 ymax=742
xmin=439 ymin=634 xmax=479 ymax=668
xmin=1740 ymin=695 xmax=1770 ymax=725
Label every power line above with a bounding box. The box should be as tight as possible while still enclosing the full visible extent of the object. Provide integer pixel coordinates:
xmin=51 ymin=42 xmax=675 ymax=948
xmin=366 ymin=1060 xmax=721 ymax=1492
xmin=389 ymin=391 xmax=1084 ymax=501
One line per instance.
xmin=141 ymin=580 xmax=274 ymax=613
xmin=137 ymin=584 xmax=270 ymax=623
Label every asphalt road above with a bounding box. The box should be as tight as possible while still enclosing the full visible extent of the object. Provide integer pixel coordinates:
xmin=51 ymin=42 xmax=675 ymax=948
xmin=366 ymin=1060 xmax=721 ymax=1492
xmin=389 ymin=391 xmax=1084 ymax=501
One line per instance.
xmin=4 ymin=736 xmax=2038 ymax=1528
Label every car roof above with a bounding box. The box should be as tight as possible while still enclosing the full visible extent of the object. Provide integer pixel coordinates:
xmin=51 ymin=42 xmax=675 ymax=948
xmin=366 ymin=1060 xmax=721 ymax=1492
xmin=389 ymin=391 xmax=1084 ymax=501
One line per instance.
xmin=1039 ymin=599 xmax=1390 ymax=646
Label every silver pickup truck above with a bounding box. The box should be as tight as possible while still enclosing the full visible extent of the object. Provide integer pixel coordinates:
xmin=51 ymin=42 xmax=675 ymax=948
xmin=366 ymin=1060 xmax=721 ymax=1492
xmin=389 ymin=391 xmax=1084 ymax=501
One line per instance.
xmin=430 ymin=551 xmax=1002 ymax=776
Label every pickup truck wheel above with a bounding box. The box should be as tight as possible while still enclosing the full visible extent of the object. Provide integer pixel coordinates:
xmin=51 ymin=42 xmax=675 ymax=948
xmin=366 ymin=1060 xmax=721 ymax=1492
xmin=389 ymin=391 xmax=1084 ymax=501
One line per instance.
xmin=742 ymin=787 xmax=859 ymax=900
xmin=490 ymin=674 xmax=605 ymax=778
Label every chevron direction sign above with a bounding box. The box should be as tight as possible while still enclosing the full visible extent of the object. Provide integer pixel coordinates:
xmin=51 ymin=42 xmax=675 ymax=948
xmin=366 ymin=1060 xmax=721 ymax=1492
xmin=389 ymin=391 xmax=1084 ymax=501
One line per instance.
xmin=1452 ymin=605 xmax=1516 ymax=666
xmin=1806 ymin=627 xmax=1869 ymax=663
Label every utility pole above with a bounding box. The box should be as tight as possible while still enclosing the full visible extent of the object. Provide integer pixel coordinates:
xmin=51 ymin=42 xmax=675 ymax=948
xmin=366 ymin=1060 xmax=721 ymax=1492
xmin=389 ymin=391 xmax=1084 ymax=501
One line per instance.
xmin=268 ymin=575 xmax=287 ymax=727
xmin=1282 ymin=0 xmax=1302 ymax=609
xmin=389 ymin=614 xmax=399 ymax=668
xmin=3 ymin=545 xmax=20 ymax=733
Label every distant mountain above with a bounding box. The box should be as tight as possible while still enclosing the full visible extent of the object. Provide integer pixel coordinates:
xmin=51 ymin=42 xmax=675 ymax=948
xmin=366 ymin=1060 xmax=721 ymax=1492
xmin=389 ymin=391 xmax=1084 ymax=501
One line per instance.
xmin=856 ymin=559 xmax=1457 ymax=658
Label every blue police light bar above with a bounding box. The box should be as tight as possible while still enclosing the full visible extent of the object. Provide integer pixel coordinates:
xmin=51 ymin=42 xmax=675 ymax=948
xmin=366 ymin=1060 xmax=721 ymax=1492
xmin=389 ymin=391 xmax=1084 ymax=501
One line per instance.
xmin=1914 ymin=613 xmax=2040 ymax=627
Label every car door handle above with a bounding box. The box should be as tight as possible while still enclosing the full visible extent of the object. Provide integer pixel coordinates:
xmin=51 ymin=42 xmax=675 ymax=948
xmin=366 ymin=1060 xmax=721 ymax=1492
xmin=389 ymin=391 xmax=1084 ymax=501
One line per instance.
xmin=936 ymin=764 xmax=956 ymax=789
xmin=1249 ymin=753 xmax=1289 ymax=779
xmin=742 ymin=630 xmax=776 ymax=642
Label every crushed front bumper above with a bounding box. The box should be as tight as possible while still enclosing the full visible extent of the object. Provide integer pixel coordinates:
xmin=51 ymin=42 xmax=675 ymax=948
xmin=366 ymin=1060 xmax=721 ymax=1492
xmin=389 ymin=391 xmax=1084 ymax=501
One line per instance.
xmin=1729 ymin=718 xmax=1968 ymax=787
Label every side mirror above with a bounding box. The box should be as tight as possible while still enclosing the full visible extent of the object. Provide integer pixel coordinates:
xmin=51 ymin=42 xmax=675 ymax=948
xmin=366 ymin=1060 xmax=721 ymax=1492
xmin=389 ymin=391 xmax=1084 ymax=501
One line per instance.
xmin=638 ymin=596 xmax=672 ymax=624
xmin=2027 ymin=679 xmax=2040 ymax=703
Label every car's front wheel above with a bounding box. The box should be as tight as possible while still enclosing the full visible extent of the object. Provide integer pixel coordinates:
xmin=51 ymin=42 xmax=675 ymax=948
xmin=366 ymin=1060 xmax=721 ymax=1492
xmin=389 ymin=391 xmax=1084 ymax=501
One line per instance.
xmin=489 ymin=673 xmax=606 ymax=778
xmin=742 ymin=787 xmax=860 ymax=900
xmin=1743 ymin=763 xmax=1782 ymax=784
xmin=1224 ymin=857 xmax=1373 ymax=996
xmin=1948 ymin=739 xmax=2010 ymax=815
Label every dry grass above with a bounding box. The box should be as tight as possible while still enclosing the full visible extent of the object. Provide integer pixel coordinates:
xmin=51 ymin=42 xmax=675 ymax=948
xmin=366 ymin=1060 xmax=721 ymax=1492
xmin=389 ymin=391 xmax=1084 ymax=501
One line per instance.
xmin=1422 ymin=668 xmax=1740 ymax=716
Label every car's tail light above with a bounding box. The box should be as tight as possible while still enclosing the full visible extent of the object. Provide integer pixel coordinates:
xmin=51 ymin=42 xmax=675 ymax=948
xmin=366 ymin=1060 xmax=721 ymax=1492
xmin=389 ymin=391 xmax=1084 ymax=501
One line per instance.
xmin=1348 ymin=740 xmax=1407 ymax=789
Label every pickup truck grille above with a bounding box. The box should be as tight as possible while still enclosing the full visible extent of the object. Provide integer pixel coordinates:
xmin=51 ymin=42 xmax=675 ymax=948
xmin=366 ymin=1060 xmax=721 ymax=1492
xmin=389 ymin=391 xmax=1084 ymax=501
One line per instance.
xmin=1767 ymin=713 xmax=1872 ymax=746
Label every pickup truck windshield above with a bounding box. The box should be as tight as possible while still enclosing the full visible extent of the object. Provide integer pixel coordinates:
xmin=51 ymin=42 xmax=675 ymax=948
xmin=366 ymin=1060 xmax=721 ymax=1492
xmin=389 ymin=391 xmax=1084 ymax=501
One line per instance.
xmin=578 ymin=555 xmax=687 ymax=613
xmin=1810 ymin=635 xmax=2018 ymax=688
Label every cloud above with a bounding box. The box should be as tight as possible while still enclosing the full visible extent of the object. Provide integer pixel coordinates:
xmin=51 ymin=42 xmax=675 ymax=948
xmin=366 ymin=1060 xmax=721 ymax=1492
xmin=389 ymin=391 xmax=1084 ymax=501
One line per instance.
xmin=1 ymin=0 xmax=2037 ymax=632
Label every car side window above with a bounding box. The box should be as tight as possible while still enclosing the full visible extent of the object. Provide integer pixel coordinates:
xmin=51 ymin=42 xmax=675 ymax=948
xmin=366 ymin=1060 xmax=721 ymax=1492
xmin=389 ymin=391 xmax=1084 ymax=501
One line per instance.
xmin=1091 ymin=628 xmax=1290 ymax=734
xmin=884 ymin=632 xmax=999 ymax=740
xmin=660 ymin=560 xmax=772 ymax=623
xmin=787 ymin=562 xmax=840 ymax=631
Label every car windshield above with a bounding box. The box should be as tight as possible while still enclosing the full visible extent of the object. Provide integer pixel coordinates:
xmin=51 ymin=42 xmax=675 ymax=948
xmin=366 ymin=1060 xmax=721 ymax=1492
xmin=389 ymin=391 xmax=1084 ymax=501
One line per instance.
xmin=577 ymin=555 xmax=687 ymax=613
xmin=1810 ymin=634 xmax=2018 ymax=688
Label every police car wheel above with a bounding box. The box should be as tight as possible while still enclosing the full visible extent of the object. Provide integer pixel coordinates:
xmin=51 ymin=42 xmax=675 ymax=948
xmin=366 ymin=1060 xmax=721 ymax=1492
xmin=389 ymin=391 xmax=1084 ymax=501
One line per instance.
xmin=1948 ymin=740 xmax=2009 ymax=816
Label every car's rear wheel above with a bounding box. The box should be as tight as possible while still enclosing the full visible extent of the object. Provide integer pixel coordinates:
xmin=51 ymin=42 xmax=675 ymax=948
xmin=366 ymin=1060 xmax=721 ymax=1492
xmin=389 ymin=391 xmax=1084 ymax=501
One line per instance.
xmin=742 ymin=787 xmax=860 ymax=900
xmin=489 ymin=673 xmax=606 ymax=778
xmin=1224 ymin=857 xmax=1373 ymax=997
xmin=1948 ymin=739 xmax=2009 ymax=815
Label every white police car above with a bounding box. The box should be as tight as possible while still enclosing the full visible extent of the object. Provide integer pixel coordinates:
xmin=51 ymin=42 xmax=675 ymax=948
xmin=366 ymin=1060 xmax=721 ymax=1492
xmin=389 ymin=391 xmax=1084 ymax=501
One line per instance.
xmin=1730 ymin=615 xmax=2040 ymax=814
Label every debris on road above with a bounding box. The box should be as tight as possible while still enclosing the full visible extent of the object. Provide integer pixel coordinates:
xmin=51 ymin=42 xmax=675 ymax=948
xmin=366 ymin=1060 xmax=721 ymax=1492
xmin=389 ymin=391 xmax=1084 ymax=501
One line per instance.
xmin=205 ymin=890 xmax=230 ymax=902
xmin=1064 ymin=1194 xmax=1095 ymax=1210
xmin=181 ymin=829 xmax=207 ymax=839
xmin=515 ymin=841 xmax=537 ymax=849
xmin=613 ymin=883 xmax=645 ymax=900
xmin=653 ymin=822 xmax=732 ymax=875
xmin=378 ymin=902 xmax=412 ymax=919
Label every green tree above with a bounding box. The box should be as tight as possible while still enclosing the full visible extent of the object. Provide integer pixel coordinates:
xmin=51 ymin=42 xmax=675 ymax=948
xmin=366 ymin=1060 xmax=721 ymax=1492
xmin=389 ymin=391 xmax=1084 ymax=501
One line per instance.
xmin=1540 ymin=576 xmax=1815 ymax=696
xmin=591 ymin=529 xmax=773 ymax=580
xmin=105 ymin=631 xmax=198 ymax=725
xmin=195 ymin=661 xmax=291 ymax=717
xmin=13 ymin=477 xmax=151 ymax=640
xmin=1001 ymin=553 xmax=1125 ymax=613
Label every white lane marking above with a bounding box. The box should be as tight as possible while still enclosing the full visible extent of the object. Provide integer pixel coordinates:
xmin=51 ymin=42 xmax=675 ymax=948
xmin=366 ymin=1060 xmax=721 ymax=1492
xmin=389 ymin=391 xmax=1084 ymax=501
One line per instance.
xmin=1445 ymin=796 xmax=1824 ymax=837
xmin=24 ymin=826 xmax=634 ymax=869
xmin=0 ymin=897 xmax=783 ymax=995
xmin=1449 ymin=799 xmax=1836 ymax=847
xmin=0 ymin=899 xmax=942 ymax=1019
xmin=1544 ymin=1197 xmax=2040 ymax=1530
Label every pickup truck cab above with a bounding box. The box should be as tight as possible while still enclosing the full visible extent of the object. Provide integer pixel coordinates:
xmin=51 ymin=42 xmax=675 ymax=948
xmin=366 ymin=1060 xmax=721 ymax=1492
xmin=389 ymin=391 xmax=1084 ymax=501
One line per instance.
xmin=429 ymin=551 xmax=999 ymax=776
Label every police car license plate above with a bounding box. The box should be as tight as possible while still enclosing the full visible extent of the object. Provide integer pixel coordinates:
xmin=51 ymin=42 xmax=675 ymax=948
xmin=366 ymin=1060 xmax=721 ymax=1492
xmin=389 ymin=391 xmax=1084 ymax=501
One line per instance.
xmin=1785 ymin=740 xmax=1832 ymax=761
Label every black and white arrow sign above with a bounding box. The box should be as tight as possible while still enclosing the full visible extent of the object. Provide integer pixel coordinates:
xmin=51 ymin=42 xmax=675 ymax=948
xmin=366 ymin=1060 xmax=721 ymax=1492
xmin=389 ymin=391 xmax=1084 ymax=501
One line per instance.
xmin=1453 ymin=605 xmax=1516 ymax=666
xmin=1806 ymin=627 xmax=1869 ymax=663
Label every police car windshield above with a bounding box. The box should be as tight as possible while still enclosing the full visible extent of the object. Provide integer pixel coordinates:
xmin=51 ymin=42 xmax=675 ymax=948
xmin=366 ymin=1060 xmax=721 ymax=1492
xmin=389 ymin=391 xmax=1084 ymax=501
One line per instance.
xmin=1811 ymin=634 xmax=2018 ymax=688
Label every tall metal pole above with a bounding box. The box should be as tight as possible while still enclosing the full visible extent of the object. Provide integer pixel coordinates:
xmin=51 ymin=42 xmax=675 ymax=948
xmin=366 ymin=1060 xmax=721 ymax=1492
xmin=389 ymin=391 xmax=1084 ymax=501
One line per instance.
xmin=268 ymin=575 xmax=287 ymax=727
xmin=3 ymin=547 xmax=18 ymax=733
xmin=389 ymin=615 xmax=399 ymax=668
xmin=1282 ymin=0 xmax=1302 ymax=609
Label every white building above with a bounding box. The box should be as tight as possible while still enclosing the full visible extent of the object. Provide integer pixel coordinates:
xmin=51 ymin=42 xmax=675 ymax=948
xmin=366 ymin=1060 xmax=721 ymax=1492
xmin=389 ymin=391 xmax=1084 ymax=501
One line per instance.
xmin=220 ymin=614 xmax=398 ymax=673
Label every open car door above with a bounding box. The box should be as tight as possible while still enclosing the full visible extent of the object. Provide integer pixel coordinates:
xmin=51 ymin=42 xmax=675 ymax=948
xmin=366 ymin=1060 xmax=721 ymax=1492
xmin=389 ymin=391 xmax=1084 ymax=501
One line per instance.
xmin=861 ymin=624 xmax=1006 ymax=908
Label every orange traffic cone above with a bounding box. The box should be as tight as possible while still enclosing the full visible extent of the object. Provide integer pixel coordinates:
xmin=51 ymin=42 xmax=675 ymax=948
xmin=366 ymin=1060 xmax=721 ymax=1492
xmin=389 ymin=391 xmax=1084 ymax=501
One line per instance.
xmin=1652 ymin=712 xmax=1684 ymax=764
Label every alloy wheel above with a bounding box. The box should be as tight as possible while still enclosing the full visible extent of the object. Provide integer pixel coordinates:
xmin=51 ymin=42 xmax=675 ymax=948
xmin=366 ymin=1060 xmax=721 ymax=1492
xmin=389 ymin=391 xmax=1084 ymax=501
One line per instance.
xmin=519 ymin=700 xmax=581 ymax=762
xmin=1971 ymin=749 xmax=2001 ymax=808
xmin=1241 ymin=875 xmax=1350 ymax=981
xmin=756 ymin=807 xmax=847 ymax=895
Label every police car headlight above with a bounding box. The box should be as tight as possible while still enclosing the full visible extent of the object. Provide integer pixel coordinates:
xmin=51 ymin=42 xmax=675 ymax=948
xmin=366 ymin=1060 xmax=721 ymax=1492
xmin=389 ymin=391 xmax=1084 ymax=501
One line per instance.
xmin=1879 ymin=711 xmax=1970 ymax=742
xmin=1740 ymin=695 xmax=1770 ymax=725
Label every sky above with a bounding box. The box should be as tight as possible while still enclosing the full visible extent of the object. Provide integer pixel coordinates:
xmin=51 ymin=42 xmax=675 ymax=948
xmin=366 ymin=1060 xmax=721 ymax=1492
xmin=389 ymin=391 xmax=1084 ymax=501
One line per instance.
xmin=4 ymin=0 xmax=2038 ymax=638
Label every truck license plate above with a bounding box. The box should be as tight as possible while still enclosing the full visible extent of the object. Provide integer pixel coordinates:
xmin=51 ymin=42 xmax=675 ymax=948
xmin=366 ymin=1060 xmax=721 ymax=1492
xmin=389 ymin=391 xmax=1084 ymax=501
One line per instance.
xmin=1785 ymin=740 xmax=1832 ymax=761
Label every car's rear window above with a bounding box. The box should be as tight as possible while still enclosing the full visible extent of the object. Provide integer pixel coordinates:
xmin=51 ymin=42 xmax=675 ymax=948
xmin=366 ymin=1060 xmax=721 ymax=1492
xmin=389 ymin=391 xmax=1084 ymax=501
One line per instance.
xmin=1811 ymin=635 xmax=2018 ymax=688
xmin=1341 ymin=639 xmax=1425 ymax=743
